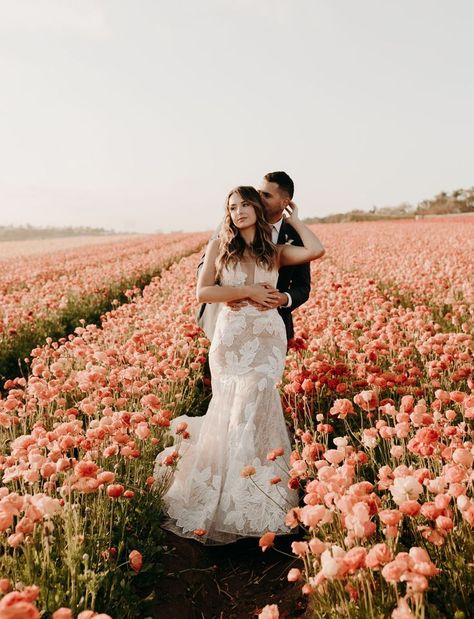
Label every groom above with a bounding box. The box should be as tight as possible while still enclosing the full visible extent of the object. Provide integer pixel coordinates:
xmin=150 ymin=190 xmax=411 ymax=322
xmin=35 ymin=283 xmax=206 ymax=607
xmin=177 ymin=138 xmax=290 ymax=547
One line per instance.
xmin=198 ymin=171 xmax=312 ymax=341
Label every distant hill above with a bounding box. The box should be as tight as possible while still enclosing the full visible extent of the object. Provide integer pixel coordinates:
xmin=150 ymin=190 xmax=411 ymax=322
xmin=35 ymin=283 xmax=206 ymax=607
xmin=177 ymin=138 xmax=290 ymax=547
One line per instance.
xmin=0 ymin=225 xmax=133 ymax=242
xmin=305 ymin=186 xmax=474 ymax=224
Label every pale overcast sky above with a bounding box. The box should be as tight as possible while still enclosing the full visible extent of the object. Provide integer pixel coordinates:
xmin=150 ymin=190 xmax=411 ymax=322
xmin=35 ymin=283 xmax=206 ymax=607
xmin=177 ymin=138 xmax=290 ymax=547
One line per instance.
xmin=0 ymin=0 xmax=473 ymax=233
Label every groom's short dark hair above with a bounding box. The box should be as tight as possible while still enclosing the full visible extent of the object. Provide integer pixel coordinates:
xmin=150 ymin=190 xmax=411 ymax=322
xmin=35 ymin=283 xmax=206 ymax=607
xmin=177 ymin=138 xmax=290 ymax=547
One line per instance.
xmin=264 ymin=171 xmax=294 ymax=199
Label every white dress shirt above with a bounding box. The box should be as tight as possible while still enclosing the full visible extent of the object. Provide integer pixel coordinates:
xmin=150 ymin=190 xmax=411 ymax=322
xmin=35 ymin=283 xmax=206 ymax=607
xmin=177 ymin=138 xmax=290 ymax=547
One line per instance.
xmin=271 ymin=219 xmax=292 ymax=308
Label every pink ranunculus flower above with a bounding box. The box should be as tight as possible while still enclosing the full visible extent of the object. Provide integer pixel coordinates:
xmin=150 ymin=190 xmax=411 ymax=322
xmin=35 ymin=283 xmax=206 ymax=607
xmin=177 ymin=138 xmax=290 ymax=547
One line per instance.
xmin=291 ymin=541 xmax=309 ymax=557
xmin=320 ymin=546 xmax=347 ymax=579
xmin=309 ymin=537 xmax=327 ymax=555
xmin=381 ymin=560 xmax=405 ymax=583
xmin=0 ymin=590 xmax=40 ymax=619
xmin=7 ymin=532 xmax=24 ymax=548
xmin=240 ymin=465 xmax=256 ymax=478
xmin=0 ymin=508 xmax=15 ymax=532
xmin=324 ymin=449 xmax=345 ymax=465
xmin=0 ymin=579 xmax=10 ymax=594
xmin=435 ymin=515 xmax=454 ymax=531
xmin=392 ymin=597 xmax=415 ymax=619
xmin=97 ymin=471 xmax=116 ymax=485
xmin=452 ymin=448 xmax=473 ymax=468
xmin=135 ymin=422 xmax=150 ymax=440
xmin=74 ymin=461 xmax=99 ymax=478
xmin=258 ymin=604 xmax=279 ymax=619
xmin=29 ymin=494 xmax=62 ymax=518
xmin=344 ymin=546 xmax=367 ymax=572
xmin=366 ymin=543 xmax=393 ymax=568
xmin=390 ymin=445 xmax=404 ymax=459
xmin=329 ymin=398 xmax=354 ymax=419
xmin=106 ymin=484 xmax=124 ymax=498
xmin=259 ymin=532 xmax=275 ymax=552
xmin=287 ymin=568 xmax=302 ymax=582
xmin=284 ymin=508 xmax=300 ymax=528
xmin=299 ymin=504 xmax=332 ymax=529
xmin=129 ymin=549 xmax=143 ymax=573
xmin=399 ymin=500 xmax=421 ymax=517
xmin=354 ymin=390 xmax=379 ymax=412
xmin=52 ymin=609 xmax=73 ymax=619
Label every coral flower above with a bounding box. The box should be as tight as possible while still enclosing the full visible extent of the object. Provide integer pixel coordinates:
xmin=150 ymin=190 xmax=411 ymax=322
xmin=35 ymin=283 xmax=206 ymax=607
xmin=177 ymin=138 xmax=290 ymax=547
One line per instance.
xmin=392 ymin=597 xmax=415 ymax=619
xmin=324 ymin=449 xmax=345 ymax=465
xmin=0 ymin=579 xmax=10 ymax=594
xmin=258 ymin=604 xmax=279 ymax=619
xmin=0 ymin=591 xmax=40 ymax=619
xmin=366 ymin=543 xmax=392 ymax=568
xmin=106 ymin=484 xmax=124 ymax=498
xmin=452 ymin=448 xmax=473 ymax=468
xmin=129 ymin=550 xmax=143 ymax=573
xmin=240 ymin=465 xmax=256 ymax=478
xmin=354 ymin=390 xmax=379 ymax=412
xmin=74 ymin=461 xmax=99 ymax=478
xmin=287 ymin=568 xmax=302 ymax=582
xmin=329 ymin=398 xmax=354 ymax=418
xmin=259 ymin=531 xmax=276 ymax=552
xmin=291 ymin=541 xmax=309 ymax=557
xmin=399 ymin=500 xmax=421 ymax=516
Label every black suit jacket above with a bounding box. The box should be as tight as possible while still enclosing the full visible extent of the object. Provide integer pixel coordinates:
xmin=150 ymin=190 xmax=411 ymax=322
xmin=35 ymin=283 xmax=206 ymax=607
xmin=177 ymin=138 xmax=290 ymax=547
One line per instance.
xmin=197 ymin=221 xmax=311 ymax=340
xmin=275 ymin=221 xmax=311 ymax=339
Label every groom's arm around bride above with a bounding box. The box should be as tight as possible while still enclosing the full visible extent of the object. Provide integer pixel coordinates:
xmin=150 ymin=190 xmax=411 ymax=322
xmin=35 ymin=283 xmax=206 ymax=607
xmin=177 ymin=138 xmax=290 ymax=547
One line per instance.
xmin=196 ymin=171 xmax=321 ymax=341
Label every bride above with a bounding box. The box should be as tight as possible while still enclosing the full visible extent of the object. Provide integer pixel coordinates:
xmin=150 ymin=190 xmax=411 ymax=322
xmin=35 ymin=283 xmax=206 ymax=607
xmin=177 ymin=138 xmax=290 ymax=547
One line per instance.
xmin=154 ymin=186 xmax=325 ymax=544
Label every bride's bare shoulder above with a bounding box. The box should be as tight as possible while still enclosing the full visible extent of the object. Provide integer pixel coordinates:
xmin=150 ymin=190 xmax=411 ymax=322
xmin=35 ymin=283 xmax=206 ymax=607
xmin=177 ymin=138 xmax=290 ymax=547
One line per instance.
xmin=206 ymin=238 xmax=220 ymax=256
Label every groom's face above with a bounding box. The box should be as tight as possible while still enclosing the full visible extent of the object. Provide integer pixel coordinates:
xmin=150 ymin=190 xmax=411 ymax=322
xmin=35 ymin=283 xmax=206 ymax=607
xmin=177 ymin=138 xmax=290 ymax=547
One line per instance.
xmin=258 ymin=180 xmax=290 ymax=224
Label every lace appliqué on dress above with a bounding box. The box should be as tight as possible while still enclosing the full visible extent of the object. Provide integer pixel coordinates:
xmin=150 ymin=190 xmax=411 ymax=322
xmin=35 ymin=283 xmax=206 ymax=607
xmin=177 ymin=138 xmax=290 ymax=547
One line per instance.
xmin=154 ymin=262 xmax=298 ymax=544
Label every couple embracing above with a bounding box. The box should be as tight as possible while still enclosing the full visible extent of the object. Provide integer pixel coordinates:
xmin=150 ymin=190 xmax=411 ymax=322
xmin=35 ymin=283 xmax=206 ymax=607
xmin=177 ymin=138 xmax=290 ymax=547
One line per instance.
xmin=154 ymin=171 xmax=325 ymax=545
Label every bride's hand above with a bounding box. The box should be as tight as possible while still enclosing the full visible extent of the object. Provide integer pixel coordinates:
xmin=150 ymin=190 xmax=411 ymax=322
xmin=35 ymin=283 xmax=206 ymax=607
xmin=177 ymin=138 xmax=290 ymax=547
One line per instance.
xmin=247 ymin=283 xmax=280 ymax=307
xmin=283 ymin=201 xmax=299 ymax=224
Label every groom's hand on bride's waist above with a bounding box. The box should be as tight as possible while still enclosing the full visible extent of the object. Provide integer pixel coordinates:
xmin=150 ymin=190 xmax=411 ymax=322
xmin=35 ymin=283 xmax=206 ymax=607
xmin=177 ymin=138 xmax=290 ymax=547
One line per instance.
xmin=226 ymin=292 xmax=288 ymax=312
xmin=253 ymin=292 xmax=288 ymax=310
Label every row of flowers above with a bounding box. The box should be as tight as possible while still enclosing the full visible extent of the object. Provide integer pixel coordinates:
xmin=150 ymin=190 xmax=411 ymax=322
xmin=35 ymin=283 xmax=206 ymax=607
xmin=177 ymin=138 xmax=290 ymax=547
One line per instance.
xmin=0 ymin=252 xmax=208 ymax=617
xmin=254 ymin=219 xmax=473 ymax=618
xmin=0 ymin=232 xmax=208 ymax=382
xmin=310 ymin=217 xmax=473 ymax=331
xmin=0 ymin=231 xmax=208 ymax=341
xmin=2 ymin=218 xmax=472 ymax=617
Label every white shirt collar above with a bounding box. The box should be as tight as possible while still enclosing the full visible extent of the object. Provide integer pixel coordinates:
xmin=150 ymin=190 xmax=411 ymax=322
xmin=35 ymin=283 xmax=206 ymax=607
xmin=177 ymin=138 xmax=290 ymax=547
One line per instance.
xmin=271 ymin=218 xmax=284 ymax=236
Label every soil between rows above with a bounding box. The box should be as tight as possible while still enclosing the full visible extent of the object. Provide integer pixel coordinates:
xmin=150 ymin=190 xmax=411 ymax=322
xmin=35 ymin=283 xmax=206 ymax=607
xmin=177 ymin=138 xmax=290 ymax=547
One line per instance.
xmin=145 ymin=530 xmax=308 ymax=619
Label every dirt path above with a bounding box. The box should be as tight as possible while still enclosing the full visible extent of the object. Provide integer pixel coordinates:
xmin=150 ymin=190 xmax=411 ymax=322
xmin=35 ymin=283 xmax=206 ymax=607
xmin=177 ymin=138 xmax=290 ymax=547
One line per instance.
xmin=145 ymin=531 xmax=308 ymax=619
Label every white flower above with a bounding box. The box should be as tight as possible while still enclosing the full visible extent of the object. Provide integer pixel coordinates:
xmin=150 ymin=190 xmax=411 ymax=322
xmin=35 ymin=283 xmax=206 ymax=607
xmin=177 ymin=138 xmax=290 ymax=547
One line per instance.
xmin=321 ymin=547 xmax=345 ymax=579
xmin=390 ymin=476 xmax=423 ymax=505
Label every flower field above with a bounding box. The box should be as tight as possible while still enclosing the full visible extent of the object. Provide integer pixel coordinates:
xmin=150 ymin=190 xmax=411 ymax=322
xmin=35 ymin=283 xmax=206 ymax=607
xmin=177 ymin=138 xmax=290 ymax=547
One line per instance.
xmin=0 ymin=217 xmax=472 ymax=618
xmin=0 ymin=232 xmax=208 ymax=381
xmin=259 ymin=217 xmax=473 ymax=619
xmin=0 ymin=246 xmax=209 ymax=617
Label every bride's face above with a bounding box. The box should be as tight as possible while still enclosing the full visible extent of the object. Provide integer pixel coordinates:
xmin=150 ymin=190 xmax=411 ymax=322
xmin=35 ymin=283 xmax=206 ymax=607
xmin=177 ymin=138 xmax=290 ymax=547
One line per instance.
xmin=228 ymin=193 xmax=257 ymax=230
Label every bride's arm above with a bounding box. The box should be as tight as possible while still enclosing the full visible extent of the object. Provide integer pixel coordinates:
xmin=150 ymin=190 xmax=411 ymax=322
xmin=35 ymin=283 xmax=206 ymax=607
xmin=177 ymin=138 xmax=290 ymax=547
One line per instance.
xmin=278 ymin=203 xmax=325 ymax=267
xmin=197 ymin=239 xmax=280 ymax=306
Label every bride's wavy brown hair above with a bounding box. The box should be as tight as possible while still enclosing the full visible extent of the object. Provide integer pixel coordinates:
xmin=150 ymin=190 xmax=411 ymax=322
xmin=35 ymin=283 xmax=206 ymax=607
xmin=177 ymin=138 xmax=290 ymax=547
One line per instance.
xmin=215 ymin=186 xmax=277 ymax=282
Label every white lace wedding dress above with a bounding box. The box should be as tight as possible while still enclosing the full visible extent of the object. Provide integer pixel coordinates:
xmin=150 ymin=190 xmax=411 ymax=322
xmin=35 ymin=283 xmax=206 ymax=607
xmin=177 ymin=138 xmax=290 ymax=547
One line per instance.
xmin=154 ymin=261 xmax=299 ymax=544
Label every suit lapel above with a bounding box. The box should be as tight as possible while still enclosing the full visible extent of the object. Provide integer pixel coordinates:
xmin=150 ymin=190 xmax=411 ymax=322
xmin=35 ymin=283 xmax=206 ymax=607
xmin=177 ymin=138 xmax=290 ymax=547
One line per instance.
xmin=278 ymin=220 xmax=298 ymax=244
xmin=277 ymin=221 xmax=288 ymax=244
